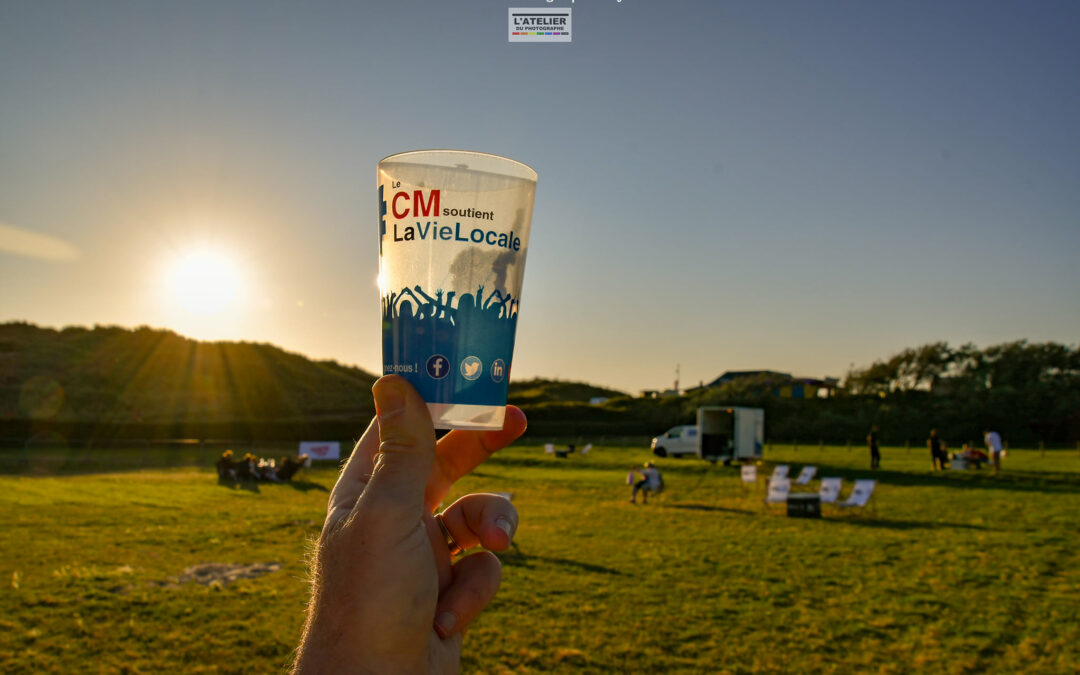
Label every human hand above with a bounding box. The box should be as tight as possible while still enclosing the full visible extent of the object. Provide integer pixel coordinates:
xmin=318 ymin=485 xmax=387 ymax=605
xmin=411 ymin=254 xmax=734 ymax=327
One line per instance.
xmin=293 ymin=375 xmax=527 ymax=674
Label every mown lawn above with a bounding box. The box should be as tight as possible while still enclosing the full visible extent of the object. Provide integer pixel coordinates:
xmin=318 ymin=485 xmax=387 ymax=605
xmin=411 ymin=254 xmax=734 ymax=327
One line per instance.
xmin=1 ymin=444 xmax=1077 ymax=673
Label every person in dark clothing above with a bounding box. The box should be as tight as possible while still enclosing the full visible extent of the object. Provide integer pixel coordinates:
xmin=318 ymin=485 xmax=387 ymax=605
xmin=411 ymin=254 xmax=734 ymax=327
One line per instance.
xmin=927 ymin=429 xmax=947 ymax=471
xmin=276 ymin=454 xmax=308 ymax=482
xmin=867 ymin=425 xmax=881 ymax=469
xmin=234 ymin=452 xmax=257 ymax=481
xmin=216 ymin=450 xmax=237 ymax=481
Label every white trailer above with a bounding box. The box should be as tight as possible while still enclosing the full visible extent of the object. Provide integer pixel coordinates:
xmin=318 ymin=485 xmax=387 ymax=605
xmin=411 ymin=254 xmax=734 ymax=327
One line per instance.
xmin=697 ymin=406 xmax=764 ymax=463
xmin=650 ymin=406 xmax=765 ymax=461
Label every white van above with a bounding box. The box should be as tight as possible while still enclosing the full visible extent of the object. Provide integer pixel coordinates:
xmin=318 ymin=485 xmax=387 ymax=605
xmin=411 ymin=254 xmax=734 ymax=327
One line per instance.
xmin=650 ymin=425 xmax=699 ymax=458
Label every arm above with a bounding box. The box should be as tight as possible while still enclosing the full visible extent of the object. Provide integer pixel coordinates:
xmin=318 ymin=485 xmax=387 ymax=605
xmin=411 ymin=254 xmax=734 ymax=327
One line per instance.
xmin=400 ymin=287 xmax=423 ymax=306
xmin=413 ymin=285 xmax=436 ymax=304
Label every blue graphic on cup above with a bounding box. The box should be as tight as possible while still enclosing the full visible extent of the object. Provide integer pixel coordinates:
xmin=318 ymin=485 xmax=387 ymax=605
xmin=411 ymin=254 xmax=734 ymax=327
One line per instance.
xmin=382 ymin=283 xmax=518 ymax=407
xmin=490 ymin=359 xmax=506 ymax=383
xmin=426 ymin=354 xmax=449 ymax=379
xmin=460 ymin=356 xmax=482 ymax=381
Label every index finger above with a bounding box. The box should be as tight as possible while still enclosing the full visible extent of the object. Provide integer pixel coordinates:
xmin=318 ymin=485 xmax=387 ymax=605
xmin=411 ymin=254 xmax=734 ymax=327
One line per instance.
xmin=424 ymin=405 xmax=527 ymax=512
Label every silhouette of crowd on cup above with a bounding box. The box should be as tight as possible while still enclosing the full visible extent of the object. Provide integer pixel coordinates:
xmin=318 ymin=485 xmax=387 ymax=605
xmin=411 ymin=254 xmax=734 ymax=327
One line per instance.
xmin=215 ymin=449 xmax=309 ymax=484
xmin=383 ymin=284 xmax=518 ymax=324
xmin=382 ymin=284 xmax=519 ymax=375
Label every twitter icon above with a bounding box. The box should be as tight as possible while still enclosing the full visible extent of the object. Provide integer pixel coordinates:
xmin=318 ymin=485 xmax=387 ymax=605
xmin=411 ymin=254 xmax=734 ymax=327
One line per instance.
xmin=460 ymin=356 xmax=483 ymax=381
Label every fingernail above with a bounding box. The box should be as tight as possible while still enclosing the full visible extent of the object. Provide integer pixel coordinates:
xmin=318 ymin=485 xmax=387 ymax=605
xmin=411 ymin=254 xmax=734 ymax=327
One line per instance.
xmin=434 ymin=611 xmax=457 ymax=637
xmin=373 ymin=378 xmax=406 ymax=418
xmin=495 ymin=516 xmax=513 ymax=539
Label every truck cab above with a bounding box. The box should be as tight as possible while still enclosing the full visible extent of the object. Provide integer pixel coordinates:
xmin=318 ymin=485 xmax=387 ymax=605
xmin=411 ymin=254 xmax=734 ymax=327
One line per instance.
xmin=651 ymin=425 xmax=699 ymax=458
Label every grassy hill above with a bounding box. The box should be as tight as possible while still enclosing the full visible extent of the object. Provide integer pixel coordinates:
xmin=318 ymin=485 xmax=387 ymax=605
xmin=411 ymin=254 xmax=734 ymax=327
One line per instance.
xmin=0 ymin=323 xmax=635 ymax=442
xmin=508 ymin=378 xmax=626 ymax=405
xmin=0 ymin=323 xmax=379 ymax=441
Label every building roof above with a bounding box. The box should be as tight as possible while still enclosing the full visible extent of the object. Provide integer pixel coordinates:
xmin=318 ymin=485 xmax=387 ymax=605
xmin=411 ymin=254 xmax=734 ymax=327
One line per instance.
xmin=705 ymin=371 xmax=841 ymax=389
xmin=706 ymin=370 xmax=791 ymax=387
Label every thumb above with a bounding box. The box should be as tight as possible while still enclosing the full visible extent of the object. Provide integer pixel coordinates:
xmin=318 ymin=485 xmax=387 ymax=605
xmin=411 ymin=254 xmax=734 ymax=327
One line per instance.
xmin=362 ymin=375 xmax=436 ymax=526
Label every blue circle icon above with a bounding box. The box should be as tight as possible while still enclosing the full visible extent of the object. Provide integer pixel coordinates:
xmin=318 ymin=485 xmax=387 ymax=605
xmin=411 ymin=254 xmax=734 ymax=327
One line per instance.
xmin=490 ymin=359 xmax=506 ymax=383
xmin=460 ymin=356 xmax=482 ymax=381
xmin=426 ymin=354 xmax=449 ymax=380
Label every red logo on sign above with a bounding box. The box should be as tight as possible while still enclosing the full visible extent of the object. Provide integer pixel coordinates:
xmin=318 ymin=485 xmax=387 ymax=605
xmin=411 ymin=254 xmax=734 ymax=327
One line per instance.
xmin=391 ymin=190 xmax=440 ymax=219
xmin=310 ymin=445 xmax=330 ymax=457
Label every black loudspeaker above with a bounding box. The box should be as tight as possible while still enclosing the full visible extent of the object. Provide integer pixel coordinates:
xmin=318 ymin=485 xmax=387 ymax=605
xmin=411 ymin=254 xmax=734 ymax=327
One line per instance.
xmin=786 ymin=494 xmax=821 ymax=518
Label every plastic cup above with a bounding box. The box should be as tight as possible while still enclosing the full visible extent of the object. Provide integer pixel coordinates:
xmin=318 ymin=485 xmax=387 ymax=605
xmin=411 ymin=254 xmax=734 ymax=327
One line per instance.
xmin=378 ymin=150 xmax=537 ymax=430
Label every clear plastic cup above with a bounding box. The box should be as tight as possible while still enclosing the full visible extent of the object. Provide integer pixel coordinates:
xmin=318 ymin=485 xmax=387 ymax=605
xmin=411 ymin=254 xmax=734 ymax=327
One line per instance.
xmin=378 ymin=150 xmax=537 ymax=429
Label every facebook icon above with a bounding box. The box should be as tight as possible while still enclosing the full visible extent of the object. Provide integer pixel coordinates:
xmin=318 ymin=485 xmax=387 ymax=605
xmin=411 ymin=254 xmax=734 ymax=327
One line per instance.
xmin=426 ymin=354 xmax=449 ymax=380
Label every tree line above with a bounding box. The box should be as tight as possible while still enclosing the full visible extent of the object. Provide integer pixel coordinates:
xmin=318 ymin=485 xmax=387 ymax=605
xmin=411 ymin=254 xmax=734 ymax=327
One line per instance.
xmin=522 ymin=340 xmax=1080 ymax=445
xmin=3 ymin=323 xmax=1077 ymax=445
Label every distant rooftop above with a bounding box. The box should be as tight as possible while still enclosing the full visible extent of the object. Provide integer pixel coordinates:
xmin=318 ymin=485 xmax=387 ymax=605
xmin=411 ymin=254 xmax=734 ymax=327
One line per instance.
xmin=706 ymin=370 xmax=792 ymax=387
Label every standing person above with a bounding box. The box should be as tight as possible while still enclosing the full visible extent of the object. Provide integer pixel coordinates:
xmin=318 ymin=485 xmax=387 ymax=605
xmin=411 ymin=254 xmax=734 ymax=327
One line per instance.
xmin=867 ymin=425 xmax=881 ymax=469
xmin=927 ymin=429 xmax=946 ymax=471
xmin=629 ymin=461 xmax=663 ymax=504
xmin=984 ymin=428 xmax=1004 ymax=475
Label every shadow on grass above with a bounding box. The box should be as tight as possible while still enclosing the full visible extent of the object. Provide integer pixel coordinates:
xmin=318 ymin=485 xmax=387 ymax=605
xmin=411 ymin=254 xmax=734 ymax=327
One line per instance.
xmin=823 ymin=516 xmax=993 ymax=531
xmin=664 ymin=499 xmax=996 ymax=532
xmin=810 ymin=466 xmax=1080 ymax=495
xmin=626 ymin=460 xmax=1080 ymax=496
xmin=216 ymin=477 xmax=326 ymax=493
xmin=499 ymin=547 xmax=624 ymax=576
xmin=665 ymin=502 xmax=757 ymax=516
xmin=286 ymin=480 xmax=329 ymax=493
xmin=216 ymin=479 xmax=260 ymax=493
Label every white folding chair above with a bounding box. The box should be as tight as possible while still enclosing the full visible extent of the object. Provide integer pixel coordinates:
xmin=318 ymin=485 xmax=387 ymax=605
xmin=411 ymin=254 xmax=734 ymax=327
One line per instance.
xmin=818 ymin=478 xmax=842 ymax=504
xmin=771 ymin=465 xmax=789 ymax=481
xmin=765 ymin=477 xmax=791 ymax=506
xmin=740 ymin=464 xmax=757 ymax=486
xmin=795 ymin=466 xmax=817 ymax=485
xmin=544 ymin=443 xmax=555 ymax=454
xmin=580 ymin=443 xmax=593 ymax=455
xmin=837 ymin=479 xmax=877 ymax=515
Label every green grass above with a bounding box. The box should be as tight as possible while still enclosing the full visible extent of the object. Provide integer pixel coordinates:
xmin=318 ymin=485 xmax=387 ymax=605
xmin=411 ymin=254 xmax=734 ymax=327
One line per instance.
xmin=1 ymin=445 xmax=1078 ymax=673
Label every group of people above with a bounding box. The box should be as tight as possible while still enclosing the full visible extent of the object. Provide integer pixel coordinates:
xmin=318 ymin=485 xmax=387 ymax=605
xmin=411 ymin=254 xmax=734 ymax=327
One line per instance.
xmin=867 ymin=426 xmax=1005 ymax=474
xmin=928 ymin=428 xmax=1003 ymax=474
xmin=215 ymin=449 xmax=309 ymax=483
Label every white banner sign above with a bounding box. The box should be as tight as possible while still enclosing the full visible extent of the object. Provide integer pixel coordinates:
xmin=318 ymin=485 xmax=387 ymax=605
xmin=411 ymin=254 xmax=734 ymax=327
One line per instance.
xmin=299 ymin=441 xmax=341 ymax=461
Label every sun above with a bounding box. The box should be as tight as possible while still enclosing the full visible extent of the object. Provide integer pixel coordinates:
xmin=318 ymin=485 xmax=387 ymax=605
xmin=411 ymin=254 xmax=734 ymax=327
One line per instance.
xmin=166 ymin=248 xmax=243 ymax=315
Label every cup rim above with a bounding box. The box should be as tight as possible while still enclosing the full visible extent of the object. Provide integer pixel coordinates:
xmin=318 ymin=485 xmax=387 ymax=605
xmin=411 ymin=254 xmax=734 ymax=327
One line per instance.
xmin=378 ymin=149 xmax=537 ymax=183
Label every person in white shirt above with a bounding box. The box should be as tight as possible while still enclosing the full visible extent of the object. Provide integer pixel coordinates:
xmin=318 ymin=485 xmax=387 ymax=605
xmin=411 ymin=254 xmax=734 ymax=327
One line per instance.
xmin=630 ymin=461 xmax=662 ymax=504
xmin=984 ymin=429 xmax=1003 ymax=475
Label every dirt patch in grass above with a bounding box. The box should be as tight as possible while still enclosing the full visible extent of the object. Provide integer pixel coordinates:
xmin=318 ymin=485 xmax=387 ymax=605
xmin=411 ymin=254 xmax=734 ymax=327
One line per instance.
xmin=177 ymin=562 xmax=282 ymax=587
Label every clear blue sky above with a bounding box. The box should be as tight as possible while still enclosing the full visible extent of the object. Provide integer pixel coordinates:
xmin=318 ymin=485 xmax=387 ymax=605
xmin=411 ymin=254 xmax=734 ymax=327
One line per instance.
xmin=2 ymin=0 xmax=1078 ymax=393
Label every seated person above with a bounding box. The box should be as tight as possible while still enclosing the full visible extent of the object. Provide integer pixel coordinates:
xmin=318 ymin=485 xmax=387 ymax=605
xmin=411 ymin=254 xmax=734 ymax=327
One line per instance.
xmin=216 ymin=450 xmax=237 ymax=481
xmin=234 ymin=453 xmax=258 ymax=481
xmin=629 ymin=461 xmax=663 ymax=504
xmin=959 ymin=443 xmax=988 ymax=468
xmin=276 ymin=454 xmax=308 ymax=482
xmin=256 ymin=457 xmax=281 ymax=482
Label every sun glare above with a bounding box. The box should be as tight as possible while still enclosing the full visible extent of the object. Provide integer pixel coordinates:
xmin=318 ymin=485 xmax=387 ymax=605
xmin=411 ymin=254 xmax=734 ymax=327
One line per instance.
xmin=166 ymin=249 xmax=243 ymax=315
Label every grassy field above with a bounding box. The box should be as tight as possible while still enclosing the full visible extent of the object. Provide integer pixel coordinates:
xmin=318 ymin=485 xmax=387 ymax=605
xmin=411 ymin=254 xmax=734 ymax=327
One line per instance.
xmin=1 ymin=443 xmax=1078 ymax=673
